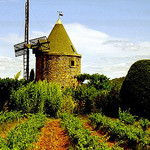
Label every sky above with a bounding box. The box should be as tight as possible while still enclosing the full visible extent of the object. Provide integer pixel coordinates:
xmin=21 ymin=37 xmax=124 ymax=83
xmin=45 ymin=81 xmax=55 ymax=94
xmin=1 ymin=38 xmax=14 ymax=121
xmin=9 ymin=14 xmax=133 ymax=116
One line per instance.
xmin=1 ymin=0 xmax=150 ymax=79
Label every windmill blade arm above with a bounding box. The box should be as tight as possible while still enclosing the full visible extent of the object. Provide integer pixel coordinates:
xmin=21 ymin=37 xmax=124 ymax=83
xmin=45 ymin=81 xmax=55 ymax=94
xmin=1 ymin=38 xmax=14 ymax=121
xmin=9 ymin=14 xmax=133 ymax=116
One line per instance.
xmin=30 ymin=36 xmax=47 ymax=45
xmin=14 ymin=41 xmax=27 ymax=52
xmin=15 ymin=49 xmax=27 ymax=57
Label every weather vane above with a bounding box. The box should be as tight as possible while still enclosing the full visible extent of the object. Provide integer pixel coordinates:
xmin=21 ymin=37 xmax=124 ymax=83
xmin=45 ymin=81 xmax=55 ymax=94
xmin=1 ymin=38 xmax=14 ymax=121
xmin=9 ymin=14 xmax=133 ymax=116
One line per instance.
xmin=57 ymin=11 xmax=63 ymax=19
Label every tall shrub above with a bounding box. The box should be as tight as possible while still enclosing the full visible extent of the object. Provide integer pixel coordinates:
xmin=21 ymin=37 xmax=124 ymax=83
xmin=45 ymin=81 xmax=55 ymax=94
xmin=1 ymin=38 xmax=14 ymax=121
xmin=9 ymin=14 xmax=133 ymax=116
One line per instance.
xmin=120 ymin=60 xmax=150 ymax=118
xmin=0 ymin=78 xmax=29 ymax=111
xmin=74 ymin=84 xmax=97 ymax=114
xmin=104 ymin=78 xmax=124 ymax=117
xmin=11 ymin=80 xmax=62 ymax=116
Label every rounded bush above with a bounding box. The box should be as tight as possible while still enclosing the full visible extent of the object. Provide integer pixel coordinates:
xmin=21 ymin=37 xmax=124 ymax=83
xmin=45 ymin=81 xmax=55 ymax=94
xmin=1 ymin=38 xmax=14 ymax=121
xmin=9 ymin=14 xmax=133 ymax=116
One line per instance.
xmin=120 ymin=60 xmax=150 ymax=118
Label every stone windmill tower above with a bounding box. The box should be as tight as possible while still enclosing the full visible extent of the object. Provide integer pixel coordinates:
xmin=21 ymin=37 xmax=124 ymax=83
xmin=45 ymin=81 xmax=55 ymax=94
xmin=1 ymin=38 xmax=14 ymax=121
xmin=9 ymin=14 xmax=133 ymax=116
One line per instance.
xmin=14 ymin=0 xmax=81 ymax=87
xmin=35 ymin=18 xmax=81 ymax=87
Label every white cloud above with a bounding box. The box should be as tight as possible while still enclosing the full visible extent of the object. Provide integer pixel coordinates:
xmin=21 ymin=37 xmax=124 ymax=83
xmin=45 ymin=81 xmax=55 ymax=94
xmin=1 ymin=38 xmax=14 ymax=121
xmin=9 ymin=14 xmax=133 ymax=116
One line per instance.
xmin=65 ymin=23 xmax=150 ymax=78
xmin=1 ymin=23 xmax=150 ymax=79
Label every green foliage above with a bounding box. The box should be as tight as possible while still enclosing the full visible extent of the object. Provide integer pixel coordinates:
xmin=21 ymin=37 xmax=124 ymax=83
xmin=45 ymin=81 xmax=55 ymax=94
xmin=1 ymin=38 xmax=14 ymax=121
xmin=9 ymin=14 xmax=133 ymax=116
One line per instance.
xmin=14 ymin=71 xmax=21 ymax=80
xmin=0 ymin=111 xmax=22 ymax=124
xmin=0 ymin=136 xmax=9 ymax=150
xmin=11 ymin=80 xmax=62 ymax=116
xmin=76 ymin=73 xmax=90 ymax=84
xmin=88 ymin=73 xmax=112 ymax=91
xmin=76 ymin=73 xmax=112 ymax=91
xmin=0 ymin=78 xmax=29 ymax=111
xmin=139 ymin=118 xmax=150 ymax=131
xmin=103 ymin=77 xmax=125 ymax=117
xmin=44 ymin=81 xmax=62 ymax=116
xmin=62 ymin=87 xmax=75 ymax=97
xmin=89 ymin=113 xmax=150 ymax=148
xmin=92 ymin=90 xmax=109 ymax=113
xmin=0 ymin=113 xmax=46 ymax=150
xmin=60 ymin=113 xmax=117 ymax=150
xmin=118 ymin=108 xmax=136 ymax=125
xmin=111 ymin=77 xmax=125 ymax=86
xmin=74 ymin=76 xmax=123 ymax=115
xmin=59 ymin=95 xmax=75 ymax=114
xmin=120 ymin=60 xmax=150 ymax=118
xmin=75 ymin=74 xmax=123 ymax=115
xmin=74 ymin=84 xmax=97 ymax=114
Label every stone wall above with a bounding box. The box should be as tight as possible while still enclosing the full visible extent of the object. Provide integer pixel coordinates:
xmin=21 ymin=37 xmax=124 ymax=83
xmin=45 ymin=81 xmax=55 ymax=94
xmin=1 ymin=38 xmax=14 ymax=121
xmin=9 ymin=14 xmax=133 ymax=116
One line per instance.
xmin=35 ymin=53 xmax=81 ymax=87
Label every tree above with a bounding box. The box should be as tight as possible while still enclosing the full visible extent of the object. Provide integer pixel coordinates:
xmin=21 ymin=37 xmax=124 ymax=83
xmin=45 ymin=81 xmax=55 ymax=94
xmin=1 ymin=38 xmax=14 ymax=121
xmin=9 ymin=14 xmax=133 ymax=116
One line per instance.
xmin=30 ymin=69 xmax=34 ymax=81
xmin=120 ymin=59 xmax=150 ymax=118
xmin=76 ymin=73 xmax=111 ymax=91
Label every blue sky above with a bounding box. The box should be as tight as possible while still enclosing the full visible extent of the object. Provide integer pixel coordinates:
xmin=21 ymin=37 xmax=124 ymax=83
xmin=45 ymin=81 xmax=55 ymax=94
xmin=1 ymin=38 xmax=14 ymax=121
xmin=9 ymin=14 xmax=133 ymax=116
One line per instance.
xmin=1 ymin=0 xmax=150 ymax=79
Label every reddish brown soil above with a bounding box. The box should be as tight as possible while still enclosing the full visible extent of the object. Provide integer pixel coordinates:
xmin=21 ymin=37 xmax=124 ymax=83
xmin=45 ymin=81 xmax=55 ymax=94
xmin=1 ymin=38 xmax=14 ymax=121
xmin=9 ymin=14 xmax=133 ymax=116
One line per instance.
xmin=33 ymin=119 xmax=70 ymax=150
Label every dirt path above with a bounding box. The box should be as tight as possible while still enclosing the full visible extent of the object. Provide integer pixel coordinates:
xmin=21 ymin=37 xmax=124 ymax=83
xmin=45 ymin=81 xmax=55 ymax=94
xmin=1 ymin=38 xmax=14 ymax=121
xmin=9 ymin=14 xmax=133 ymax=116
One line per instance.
xmin=33 ymin=119 xmax=70 ymax=150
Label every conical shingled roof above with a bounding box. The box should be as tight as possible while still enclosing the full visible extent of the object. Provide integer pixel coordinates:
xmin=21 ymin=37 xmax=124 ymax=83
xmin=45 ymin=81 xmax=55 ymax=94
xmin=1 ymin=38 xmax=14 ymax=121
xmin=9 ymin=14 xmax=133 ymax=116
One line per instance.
xmin=47 ymin=19 xmax=81 ymax=57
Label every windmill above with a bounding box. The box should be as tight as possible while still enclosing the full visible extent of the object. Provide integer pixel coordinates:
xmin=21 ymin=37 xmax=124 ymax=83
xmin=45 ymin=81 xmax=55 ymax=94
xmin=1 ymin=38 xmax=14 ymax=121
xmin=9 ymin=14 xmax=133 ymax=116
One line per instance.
xmin=14 ymin=0 xmax=50 ymax=80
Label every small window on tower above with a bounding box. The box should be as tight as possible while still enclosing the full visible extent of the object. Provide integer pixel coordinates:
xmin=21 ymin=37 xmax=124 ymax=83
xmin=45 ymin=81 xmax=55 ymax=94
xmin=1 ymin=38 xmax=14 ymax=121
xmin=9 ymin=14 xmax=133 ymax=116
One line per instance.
xmin=71 ymin=60 xmax=74 ymax=66
xmin=70 ymin=58 xmax=75 ymax=68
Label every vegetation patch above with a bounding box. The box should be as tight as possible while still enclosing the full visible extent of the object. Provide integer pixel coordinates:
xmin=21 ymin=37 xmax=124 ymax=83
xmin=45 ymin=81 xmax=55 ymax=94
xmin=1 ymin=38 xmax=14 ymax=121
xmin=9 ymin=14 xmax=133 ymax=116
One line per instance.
xmin=0 ymin=113 xmax=46 ymax=150
xmin=89 ymin=113 xmax=150 ymax=149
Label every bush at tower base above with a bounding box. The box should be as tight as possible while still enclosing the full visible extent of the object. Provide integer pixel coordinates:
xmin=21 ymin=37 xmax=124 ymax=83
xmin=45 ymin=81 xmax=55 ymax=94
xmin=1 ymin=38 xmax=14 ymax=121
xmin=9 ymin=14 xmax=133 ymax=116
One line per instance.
xmin=120 ymin=60 xmax=150 ymax=118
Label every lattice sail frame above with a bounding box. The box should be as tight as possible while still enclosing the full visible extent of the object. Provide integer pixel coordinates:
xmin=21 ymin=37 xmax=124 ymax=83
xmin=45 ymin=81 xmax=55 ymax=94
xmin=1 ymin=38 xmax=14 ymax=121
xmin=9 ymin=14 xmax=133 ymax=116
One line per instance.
xmin=14 ymin=42 xmax=27 ymax=57
xmin=14 ymin=36 xmax=50 ymax=56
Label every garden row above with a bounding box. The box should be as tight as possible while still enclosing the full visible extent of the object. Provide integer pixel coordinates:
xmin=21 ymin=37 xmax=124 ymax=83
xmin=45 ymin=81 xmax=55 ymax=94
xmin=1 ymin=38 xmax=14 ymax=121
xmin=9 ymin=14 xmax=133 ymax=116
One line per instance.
xmin=60 ymin=113 xmax=122 ymax=150
xmin=88 ymin=113 xmax=150 ymax=149
xmin=0 ymin=111 xmax=46 ymax=150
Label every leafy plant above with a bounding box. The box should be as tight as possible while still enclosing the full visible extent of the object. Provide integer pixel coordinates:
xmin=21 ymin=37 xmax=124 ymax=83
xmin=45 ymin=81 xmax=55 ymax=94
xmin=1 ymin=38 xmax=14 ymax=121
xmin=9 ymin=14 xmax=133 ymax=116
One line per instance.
xmin=118 ymin=108 xmax=136 ymax=125
xmin=0 ymin=113 xmax=47 ymax=150
xmin=74 ymin=84 xmax=97 ymax=114
xmin=11 ymin=80 xmax=62 ymax=116
xmin=139 ymin=118 xmax=150 ymax=131
xmin=0 ymin=78 xmax=29 ymax=111
xmin=89 ymin=113 xmax=149 ymax=148
xmin=60 ymin=113 xmax=117 ymax=149
xmin=0 ymin=136 xmax=9 ymax=150
xmin=62 ymin=86 xmax=75 ymax=97
xmin=14 ymin=71 xmax=22 ymax=80
xmin=0 ymin=111 xmax=22 ymax=124
xmin=59 ymin=95 xmax=75 ymax=114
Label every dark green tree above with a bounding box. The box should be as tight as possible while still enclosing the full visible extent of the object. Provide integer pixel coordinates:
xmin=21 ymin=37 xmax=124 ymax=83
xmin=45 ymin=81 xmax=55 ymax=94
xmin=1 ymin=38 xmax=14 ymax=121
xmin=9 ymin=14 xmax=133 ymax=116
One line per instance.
xmin=88 ymin=73 xmax=111 ymax=91
xmin=30 ymin=69 xmax=34 ymax=81
xmin=120 ymin=59 xmax=150 ymax=118
xmin=76 ymin=73 xmax=111 ymax=91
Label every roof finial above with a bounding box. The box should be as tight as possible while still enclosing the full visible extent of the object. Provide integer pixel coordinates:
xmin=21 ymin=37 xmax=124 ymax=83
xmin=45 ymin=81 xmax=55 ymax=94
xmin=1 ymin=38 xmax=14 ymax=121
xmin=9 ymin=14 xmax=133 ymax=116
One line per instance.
xmin=57 ymin=11 xmax=63 ymax=19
